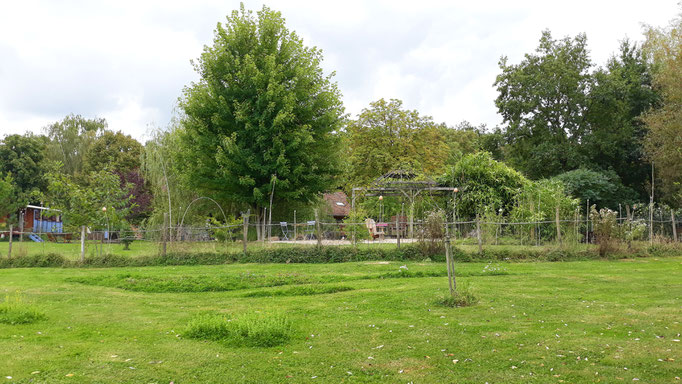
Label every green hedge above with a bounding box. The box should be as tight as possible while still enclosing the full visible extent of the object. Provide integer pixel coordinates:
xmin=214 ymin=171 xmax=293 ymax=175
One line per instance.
xmin=0 ymin=244 xmax=679 ymax=269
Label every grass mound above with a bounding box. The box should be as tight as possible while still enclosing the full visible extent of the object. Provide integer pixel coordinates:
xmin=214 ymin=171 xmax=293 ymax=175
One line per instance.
xmin=184 ymin=312 xmax=295 ymax=347
xmin=0 ymin=294 xmax=46 ymax=325
xmin=66 ymin=269 xmax=455 ymax=293
xmin=67 ymin=272 xmax=324 ymax=293
xmin=437 ymin=284 xmax=479 ymax=307
xmin=243 ymin=284 xmax=354 ymax=297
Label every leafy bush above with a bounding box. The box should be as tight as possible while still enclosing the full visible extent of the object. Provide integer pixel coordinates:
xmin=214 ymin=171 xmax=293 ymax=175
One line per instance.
xmin=554 ymin=168 xmax=637 ymax=209
xmin=439 ymin=152 xmax=529 ymax=218
xmin=0 ymin=293 xmax=46 ymax=325
xmin=342 ymin=208 xmax=371 ymax=244
xmin=184 ymin=312 xmax=295 ymax=347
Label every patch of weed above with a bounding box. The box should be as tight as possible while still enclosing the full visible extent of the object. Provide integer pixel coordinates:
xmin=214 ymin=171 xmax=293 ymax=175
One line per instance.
xmin=0 ymin=293 xmax=47 ymax=325
xmin=243 ymin=285 xmax=354 ymax=297
xmin=184 ymin=312 xmax=294 ymax=347
xmin=436 ymin=283 xmax=478 ymax=307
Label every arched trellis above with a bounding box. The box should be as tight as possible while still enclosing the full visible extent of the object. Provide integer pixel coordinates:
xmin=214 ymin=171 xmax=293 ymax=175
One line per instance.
xmin=178 ymin=196 xmax=229 ymax=233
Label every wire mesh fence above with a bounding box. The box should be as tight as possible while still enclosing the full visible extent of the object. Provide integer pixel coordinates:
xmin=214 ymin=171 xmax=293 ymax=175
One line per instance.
xmin=2 ymin=207 xmax=681 ymax=260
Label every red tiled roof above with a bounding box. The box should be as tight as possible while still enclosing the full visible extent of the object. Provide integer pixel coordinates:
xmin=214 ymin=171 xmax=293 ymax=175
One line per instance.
xmin=323 ymin=191 xmax=350 ymax=218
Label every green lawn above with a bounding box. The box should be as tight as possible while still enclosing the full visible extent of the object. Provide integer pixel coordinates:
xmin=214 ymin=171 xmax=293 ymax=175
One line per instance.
xmin=1 ymin=258 xmax=680 ymax=383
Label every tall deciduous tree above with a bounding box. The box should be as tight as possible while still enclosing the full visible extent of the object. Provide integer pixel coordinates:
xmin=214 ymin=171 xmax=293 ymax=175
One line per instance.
xmin=643 ymin=11 xmax=682 ymax=206
xmin=44 ymin=114 xmax=106 ymax=179
xmin=178 ymin=5 xmax=344 ymax=231
xmin=495 ymin=30 xmax=592 ymax=179
xmin=344 ymin=98 xmax=463 ymax=188
xmin=83 ymin=130 xmax=143 ymax=175
xmin=0 ymin=174 xmax=19 ymax=224
xmin=0 ymin=134 xmax=47 ymax=201
xmin=584 ymin=41 xmax=659 ymax=201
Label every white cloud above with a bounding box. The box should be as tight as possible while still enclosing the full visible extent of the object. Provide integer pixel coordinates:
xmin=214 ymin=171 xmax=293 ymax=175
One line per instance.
xmin=0 ymin=0 xmax=679 ymax=140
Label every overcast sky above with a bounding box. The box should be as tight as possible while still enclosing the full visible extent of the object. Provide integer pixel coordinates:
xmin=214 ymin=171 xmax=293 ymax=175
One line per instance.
xmin=0 ymin=1 xmax=678 ymax=141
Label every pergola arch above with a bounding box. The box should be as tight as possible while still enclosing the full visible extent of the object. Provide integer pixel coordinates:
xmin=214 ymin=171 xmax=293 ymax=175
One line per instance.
xmin=351 ymin=169 xmax=455 ymax=237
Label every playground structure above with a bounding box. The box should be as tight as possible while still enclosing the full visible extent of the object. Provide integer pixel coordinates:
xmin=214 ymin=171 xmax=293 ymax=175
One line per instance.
xmin=0 ymin=205 xmax=66 ymax=242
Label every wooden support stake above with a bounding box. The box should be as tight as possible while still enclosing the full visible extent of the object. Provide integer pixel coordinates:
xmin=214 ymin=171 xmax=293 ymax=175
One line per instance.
xmin=555 ymin=206 xmax=562 ymax=245
xmin=80 ymin=225 xmax=86 ymax=262
xmin=314 ymin=209 xmax=322 ymax=247
xmin=162 ymin=212 xmax=168 ymax=257
xmin=444 ymin=222 xmax=454 ymax=297
xmin=7 ymin=224 xmax=13 ymax=258
xmin=242 ymin=209 xmax=250 ymax=254
xmin=672 ymin=209 xmax=677 ymax=242
xmin=19 ymin=211 xmax=23 ymax=242
xmin=396 ymin=214 xmax=401 ymax=249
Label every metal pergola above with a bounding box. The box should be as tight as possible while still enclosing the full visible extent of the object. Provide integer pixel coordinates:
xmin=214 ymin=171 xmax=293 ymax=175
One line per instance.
xmin=351 ymin=170 xmax=455 ymax=237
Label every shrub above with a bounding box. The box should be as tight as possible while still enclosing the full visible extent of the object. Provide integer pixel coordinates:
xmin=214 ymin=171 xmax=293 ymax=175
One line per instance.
xmin=184 ymin=312 xmax=295 ymax=347
xmin=591 ymin=206 xmax=618 ymax=256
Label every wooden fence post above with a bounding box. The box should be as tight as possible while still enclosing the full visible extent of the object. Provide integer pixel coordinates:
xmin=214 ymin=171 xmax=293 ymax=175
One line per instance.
xmin=80 ymin=225 xmax=86 ymax=262
xmin=396 ymin=214 xmax=400 ymax=249
xmin=7 ymin=224 xmax=13 ymax=258
xmin=19 ymin=211 xmax=23 ymax=243
xmin=671 ymin=209 xmax=677 ymax=242
xmin=242 ymin=209 xmax=250 ymax=254
xmin=476 ymin=213 xmax=482 ymax=254
xmin=314 ymin=209 xmax=322 ymax=247
xmin=161 ymin=212 xmax=168 ymax=257
xmin=555 ymin=206 xmax=562 ymax=245
xmin=444 ymin=221 xmax=454 ymax=297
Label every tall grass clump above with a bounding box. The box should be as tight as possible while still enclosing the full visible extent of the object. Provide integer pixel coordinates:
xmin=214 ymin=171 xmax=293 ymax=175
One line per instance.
xmin=184 ymin=312 xmax=295 ymax=347
xmin=436 ymin=282 xmax=478 ymax=308
xmin=0 ymin=292 xmax=47 ymax=325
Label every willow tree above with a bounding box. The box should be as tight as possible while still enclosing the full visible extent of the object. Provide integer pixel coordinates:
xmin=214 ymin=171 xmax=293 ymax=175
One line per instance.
xmin=178 ymin=5 xmax=344 ymax=238
xmin=643 ymin=11 xmax=682 ymax=206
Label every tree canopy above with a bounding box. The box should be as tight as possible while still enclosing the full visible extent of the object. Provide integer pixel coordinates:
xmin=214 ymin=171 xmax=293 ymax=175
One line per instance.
xmin=643 ymin=11 xmax=682 ymax=206
xmin=0 ymin=133 xmax=47 ymax=201
xmin=44 ymin=114 xmax=106 ymax=179
xmin=495 ymin=30 xmax=591 ymax=179
xmin=83 ymin=130 xmax=143 ymax=175
xmin=178 ymin=4 xmax=344 ymax=217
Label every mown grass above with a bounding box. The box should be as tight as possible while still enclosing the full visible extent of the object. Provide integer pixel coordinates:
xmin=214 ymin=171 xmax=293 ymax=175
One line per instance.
xmin=0 ymin=258 xmax=680 ymax=383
